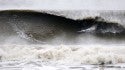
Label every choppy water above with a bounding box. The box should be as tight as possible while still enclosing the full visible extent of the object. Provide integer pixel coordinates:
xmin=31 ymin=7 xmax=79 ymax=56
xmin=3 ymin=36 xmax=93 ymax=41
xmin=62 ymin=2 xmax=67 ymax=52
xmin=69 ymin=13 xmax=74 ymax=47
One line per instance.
xmin=0 ymin=10 xmax=125 ymax=70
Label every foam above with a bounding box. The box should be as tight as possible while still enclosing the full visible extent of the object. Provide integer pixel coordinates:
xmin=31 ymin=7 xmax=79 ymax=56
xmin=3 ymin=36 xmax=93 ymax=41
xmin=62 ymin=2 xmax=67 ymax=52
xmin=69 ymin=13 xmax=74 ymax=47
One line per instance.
xmin=0 ymin=45 xmax=125 ymax=65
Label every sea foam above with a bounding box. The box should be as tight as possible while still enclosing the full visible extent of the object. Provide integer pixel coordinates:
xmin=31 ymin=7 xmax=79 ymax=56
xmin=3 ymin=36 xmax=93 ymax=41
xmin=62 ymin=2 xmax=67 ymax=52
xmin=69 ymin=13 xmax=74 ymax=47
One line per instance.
xmin=0 ymin=44 xmax=125 ymax=65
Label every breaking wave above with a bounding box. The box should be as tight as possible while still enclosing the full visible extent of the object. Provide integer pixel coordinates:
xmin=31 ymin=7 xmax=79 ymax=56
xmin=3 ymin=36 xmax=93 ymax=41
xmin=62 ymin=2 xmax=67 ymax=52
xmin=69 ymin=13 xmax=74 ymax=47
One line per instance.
xmin=0 ymin=10 xmax=125 ymax=44
xmin=0 ymin=10 xmax=125 ymax=65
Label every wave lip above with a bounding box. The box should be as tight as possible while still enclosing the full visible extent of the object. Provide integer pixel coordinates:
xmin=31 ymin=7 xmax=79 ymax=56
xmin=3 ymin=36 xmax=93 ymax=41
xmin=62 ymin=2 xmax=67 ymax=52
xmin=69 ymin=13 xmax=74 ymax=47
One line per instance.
xmin=78 ymin=17 xmax=125 ymax=35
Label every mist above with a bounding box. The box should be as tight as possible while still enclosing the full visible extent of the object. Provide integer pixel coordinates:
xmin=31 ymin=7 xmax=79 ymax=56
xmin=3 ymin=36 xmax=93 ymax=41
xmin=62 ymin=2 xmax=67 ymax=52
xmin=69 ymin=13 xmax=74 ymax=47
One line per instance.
xmin=0 ymin=0 xmax=125 ymax=10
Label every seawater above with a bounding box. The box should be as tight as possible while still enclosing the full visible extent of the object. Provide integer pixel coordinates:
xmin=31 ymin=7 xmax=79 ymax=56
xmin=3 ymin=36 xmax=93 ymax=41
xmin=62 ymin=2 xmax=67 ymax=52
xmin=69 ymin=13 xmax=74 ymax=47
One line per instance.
xmin=0 ymin=10 xmax=125 ymax=70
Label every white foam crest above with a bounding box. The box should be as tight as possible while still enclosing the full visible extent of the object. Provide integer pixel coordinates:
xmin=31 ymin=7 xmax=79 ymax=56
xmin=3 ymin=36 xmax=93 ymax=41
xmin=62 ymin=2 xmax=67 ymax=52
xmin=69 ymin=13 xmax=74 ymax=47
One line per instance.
xmin=0 ymin=45 xmax=125 ymax=65
xmin=43 ymin=10 xmax=100 ymax=20
xmin=41 ymin=10 xmax=125 ymax=26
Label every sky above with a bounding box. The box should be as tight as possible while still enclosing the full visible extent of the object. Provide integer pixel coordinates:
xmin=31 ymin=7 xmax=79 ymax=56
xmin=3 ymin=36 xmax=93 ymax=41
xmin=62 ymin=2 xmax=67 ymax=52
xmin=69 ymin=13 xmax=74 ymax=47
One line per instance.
xmin=0 ymin=0 xmax=125 ymax=10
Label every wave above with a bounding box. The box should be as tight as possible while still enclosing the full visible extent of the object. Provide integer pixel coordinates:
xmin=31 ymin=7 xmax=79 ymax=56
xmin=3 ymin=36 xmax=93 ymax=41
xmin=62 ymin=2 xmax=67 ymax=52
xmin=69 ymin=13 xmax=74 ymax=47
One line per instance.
xmin=0 ymin=10 xmax=125 ymax=44
xmin=0 ymin=10 xmax=125 ymax=65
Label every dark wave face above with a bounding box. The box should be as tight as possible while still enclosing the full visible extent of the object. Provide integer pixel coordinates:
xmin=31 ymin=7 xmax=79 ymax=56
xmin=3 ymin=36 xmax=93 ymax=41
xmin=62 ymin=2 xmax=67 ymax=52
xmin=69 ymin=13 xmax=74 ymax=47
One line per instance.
xmin=0 ymin=10 xmax=125 ymax=45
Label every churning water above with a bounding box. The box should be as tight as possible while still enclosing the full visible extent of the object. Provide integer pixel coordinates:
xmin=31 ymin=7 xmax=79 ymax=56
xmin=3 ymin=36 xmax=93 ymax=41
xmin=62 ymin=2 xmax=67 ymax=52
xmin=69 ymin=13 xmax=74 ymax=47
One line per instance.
xmin=0 ymin=10 xmax=125 ymax=70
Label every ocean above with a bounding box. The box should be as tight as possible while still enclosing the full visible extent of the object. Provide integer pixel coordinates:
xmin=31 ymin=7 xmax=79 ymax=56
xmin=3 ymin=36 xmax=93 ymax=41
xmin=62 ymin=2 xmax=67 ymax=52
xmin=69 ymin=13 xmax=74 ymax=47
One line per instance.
xmin=0 ymin=10 xmax=125 ymax=70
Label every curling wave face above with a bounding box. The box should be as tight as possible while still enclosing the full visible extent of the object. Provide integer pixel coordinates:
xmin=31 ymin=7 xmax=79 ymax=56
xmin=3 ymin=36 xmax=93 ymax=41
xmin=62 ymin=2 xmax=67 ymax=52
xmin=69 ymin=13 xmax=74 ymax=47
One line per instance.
xmin=0 ymin=10 xmax=125 ymax=45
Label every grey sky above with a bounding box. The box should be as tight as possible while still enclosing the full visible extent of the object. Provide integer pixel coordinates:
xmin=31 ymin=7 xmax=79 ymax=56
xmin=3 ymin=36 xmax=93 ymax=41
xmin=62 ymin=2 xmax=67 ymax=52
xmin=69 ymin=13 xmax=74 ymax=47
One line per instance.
xmin=0 ymin=0 xmax=125 ymax=10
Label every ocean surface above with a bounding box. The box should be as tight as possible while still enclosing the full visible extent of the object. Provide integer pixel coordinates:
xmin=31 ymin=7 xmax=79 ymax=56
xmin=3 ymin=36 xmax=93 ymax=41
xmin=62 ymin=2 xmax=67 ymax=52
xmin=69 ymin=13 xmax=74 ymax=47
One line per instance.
xmin=0 ymin=10 xmax=125 ymax=70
